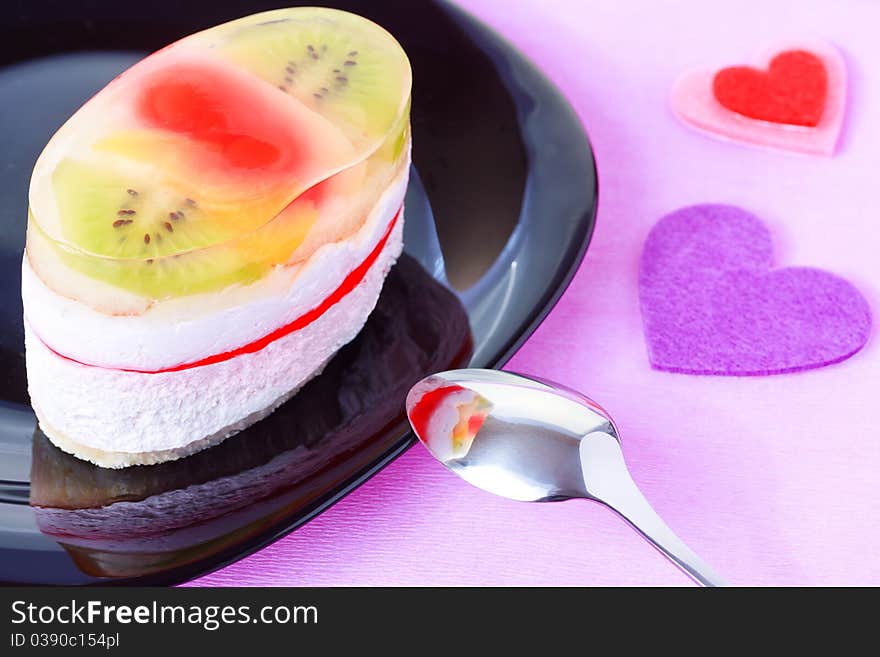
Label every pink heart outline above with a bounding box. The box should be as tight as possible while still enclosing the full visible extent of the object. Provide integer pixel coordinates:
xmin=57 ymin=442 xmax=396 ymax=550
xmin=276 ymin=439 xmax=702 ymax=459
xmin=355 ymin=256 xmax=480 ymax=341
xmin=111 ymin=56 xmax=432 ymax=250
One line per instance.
xmin=639 ymin=204 xmax=872 ymax=376
xmin=670 ymin=39 xmax=846 ymax=156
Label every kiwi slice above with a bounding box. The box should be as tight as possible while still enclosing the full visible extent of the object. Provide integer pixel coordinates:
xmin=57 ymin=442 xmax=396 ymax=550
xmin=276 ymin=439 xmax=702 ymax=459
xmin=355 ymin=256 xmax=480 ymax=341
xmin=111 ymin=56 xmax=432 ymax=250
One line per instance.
xmin=28 ymin=215 xmax=270 ymax=299
xmin=33 ymin=150 xmax=345 ymax=299
xmin=210 ymin=8 xmax=411 ymax=151
xmin=33 ymin=153 xmax=329 ymax=299
xmin=52 ymin=158 xmax=243 ymax=260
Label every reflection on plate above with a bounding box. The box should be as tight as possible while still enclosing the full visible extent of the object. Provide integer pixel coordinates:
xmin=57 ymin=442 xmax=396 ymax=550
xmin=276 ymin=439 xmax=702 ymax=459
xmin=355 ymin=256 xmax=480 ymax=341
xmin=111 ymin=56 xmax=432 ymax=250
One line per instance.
xmin=29 ymin=255 xmax=471 ymax=579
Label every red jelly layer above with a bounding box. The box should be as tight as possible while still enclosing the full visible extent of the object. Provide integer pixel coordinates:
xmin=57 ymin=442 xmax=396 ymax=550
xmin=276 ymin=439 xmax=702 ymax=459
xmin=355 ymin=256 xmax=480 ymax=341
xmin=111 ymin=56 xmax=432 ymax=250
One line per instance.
xmin=43 ymin=207 xmax=401 ymax=374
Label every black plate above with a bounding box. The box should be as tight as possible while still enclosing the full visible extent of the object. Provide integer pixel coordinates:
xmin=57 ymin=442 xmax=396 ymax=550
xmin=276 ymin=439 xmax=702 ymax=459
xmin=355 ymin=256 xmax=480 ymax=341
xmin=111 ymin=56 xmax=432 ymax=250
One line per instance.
xmin=0 ymin=0 xmax=597 ymax=585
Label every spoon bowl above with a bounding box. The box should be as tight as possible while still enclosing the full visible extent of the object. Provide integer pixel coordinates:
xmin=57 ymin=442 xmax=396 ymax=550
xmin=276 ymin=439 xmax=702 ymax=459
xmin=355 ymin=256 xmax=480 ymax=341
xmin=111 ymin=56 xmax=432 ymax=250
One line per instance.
xmin=406 ymin=368 xmax=727 ymax=587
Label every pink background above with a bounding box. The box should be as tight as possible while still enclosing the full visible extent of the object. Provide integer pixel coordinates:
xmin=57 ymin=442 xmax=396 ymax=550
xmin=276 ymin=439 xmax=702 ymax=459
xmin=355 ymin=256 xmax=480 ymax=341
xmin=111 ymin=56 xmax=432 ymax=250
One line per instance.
xmin=190 ymin=0 xmax=880 ymax=586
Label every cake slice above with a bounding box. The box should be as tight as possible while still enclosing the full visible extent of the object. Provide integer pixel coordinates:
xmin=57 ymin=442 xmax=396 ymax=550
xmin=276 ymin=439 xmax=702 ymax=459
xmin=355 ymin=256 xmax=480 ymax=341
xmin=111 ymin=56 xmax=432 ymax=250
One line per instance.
xmin=22 ymin=8 xmax=412 ymax=467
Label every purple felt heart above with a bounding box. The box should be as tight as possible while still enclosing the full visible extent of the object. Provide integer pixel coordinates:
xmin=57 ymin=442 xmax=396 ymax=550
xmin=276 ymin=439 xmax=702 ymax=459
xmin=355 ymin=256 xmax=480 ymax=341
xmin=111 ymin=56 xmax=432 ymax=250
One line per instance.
xmin=639 ymin=204 xmax=872 ymax=375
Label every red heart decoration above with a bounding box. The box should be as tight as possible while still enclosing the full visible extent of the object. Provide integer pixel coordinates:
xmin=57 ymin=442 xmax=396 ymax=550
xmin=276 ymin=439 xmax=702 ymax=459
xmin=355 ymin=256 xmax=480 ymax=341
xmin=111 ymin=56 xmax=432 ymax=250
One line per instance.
xmin=712 ymin=50 xmax=827 ymax=127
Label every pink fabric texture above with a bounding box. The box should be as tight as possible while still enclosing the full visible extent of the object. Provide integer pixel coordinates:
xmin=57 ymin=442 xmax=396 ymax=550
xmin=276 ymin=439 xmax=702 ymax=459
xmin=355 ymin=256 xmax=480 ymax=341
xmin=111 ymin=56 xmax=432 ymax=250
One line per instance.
xmin=190 ymin=0 xmax=880 ymax=586
xmin=639 ymin=204 xmax=871 ymax=375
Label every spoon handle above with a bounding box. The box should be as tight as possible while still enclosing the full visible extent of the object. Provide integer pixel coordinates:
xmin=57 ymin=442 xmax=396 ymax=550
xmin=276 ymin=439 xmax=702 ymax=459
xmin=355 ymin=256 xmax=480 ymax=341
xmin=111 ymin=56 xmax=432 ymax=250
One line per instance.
xmin=578 ymin=431 xmax=727 ymax=587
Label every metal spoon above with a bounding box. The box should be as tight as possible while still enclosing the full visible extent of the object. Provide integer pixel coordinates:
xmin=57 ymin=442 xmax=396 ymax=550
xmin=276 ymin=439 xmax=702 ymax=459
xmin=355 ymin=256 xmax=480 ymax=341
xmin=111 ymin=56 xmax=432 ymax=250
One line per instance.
xmin=405 ymin=368 xmax=727 ymax=587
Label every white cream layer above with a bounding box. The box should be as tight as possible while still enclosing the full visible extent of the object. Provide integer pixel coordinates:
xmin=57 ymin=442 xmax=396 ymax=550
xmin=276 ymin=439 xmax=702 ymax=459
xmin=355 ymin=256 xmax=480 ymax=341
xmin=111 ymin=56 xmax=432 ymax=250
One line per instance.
xmin=22 ymin=160 xmax=409 ymax=371
xmin=26 ymin=215 xmax=404 ymax=463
